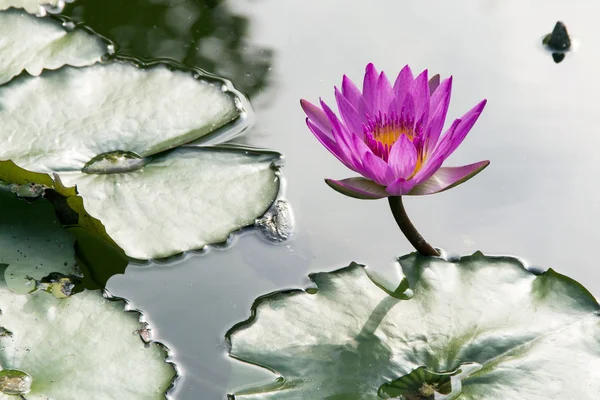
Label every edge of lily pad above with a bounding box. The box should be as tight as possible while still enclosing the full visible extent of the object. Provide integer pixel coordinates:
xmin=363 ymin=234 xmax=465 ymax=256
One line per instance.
xmin=113 ymin=55 xmax=254 ymax=149
xmin=2 ymin=145 xmax=285 ymax=265
xmin=0 ymin=8 xmax=115 ymax=82
xmin=103 ymin=288 xmax=180 ymax=398
xmin=224 ymin=263 xmax=366 ymax=365
xmin=224 ymin=251 xmax=600 ymax=398
xmin=127 ymin=145 xmax=285 ymax=265
xmin=0 ymin=159 xmax=126 ymax=256
xmin=49 ymin=12 xmax=117 ymax=52
xmin=398 ymin=251 xmax=599 ymax=308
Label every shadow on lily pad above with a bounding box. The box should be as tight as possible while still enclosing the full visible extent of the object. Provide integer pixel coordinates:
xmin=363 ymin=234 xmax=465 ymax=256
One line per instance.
xmin=226 ymin=252 xmax=600 ymax=399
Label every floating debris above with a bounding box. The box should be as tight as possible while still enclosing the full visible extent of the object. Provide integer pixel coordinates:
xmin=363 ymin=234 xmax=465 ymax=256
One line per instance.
xmin=0 ymin=327 xmax=12 ymax=337
xmin=543 ymin=21 xmax=571 ymax=64
xmin=9 ymin=182 xmax=47 ymax=198
xmin=256 ymin=199 xmax=294 ymax=242
xmin=551 ymin=53 xmax=566 ymax=63
xmin=39 ymin=272 xmax=80 ymax=298
xmin=134 ymin=322 xmax=152 ymax=345
xmin=543 ymin=21 xmax=571 ymax=51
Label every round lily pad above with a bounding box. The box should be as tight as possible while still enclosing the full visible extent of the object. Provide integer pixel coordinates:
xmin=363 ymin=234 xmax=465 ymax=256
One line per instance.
xmin=227 ymin=253 xmax=600 ymax=399
xmin=58 ymin=147 xmax=280 ymax=259
xmin=0 ymin=61 xmax=242 ymax=173
xmin=0 ymin=279 xmax=176 ymax=399
xmin=0 ymin=8 xmax=106 ymax=86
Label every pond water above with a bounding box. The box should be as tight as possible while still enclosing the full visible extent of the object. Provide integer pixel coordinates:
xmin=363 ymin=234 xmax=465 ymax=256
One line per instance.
xmin=60 ymin=0 xmax=600 ymax=398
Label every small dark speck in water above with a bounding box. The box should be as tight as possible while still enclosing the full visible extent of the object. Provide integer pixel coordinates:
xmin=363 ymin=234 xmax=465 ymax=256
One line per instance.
xmin=543 ymin=21 xmax=571 ymax=64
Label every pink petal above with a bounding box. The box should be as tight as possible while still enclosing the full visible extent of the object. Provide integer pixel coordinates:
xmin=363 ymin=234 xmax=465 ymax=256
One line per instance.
xmin=412 ymin=70 xmax=430 ymax=126
xmin=363 ymin=151 xmax=394 ymax=185
xmin=335 ymin=87 xmax=364 ymax=138
xmin=429 ymin=77 xmax=452 ymax=124
xmin=409 ymin=152 xmax=446 ymax=187
xmin=319 ymin=99 xmax=351 ymax=140
xmin=407 ymin=161 xmax=490 ymax=195
xmin=306 ymin=119 xmax=354 ymax=170
xmin=432 ymin=99 xmax=487 ymax=162
xmin=319 ymin=99 xmax=362 ymax=170
xmin=362 ymin=63 xmax=379 ymax=112
xmin=423 ymin=91 xmax=450 ymax=155
xmin=341 ymin=75 xmax=363 ymax=110
xmin=393 ymin=65 xmax=414 ymax=107
xmin=325 ymin=177 xmax=389 ymax=199
xmin=400 ymin=93 xmax=416 ymax=128
xmin=388 ymin=134 xmax=417 ymax=180
xmin=385 ymin=176 xmax=416 ymax=196
xmin=332 ymin=127 xmax=362 ymax=170
xmin=428 ymin=74 xmax=440 ymax=95
xmin=376 ymin=71 xmax=394 ymax=113
xmin=300 ymin=99 xmax=332 ymax=138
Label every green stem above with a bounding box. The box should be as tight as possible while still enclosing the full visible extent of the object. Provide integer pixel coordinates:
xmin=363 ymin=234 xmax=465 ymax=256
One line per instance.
xmin=388 ymin=196 xmax=440 ymax=257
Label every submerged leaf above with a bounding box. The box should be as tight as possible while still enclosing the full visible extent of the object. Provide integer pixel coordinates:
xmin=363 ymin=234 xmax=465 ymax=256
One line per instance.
xmin=58 ymin=147 xmax=280 ymax=259
xmin=0 ymin=9 xmax=106 ymax=85
xmin=0 ymin=282 xmax=176 ymax=399
xmin=0 ymin=61 xmax=242 ymax=173
xmin=227 ymin=253 xmax=600 ymax=399
xmin=0 ymin=189 xmax=78 ymax=294
xmin=69 ymin=226 xmax=128 ymax=290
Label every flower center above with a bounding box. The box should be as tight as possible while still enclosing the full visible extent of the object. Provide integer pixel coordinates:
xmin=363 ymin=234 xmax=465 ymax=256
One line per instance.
xmin=364 ymin=112 xmax=418 ymax=162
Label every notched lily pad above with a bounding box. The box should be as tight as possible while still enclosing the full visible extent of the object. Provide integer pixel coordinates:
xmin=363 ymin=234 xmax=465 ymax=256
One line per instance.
xmin=58 ymin=147 xmax=281 ymax=259
xmin=227 ymin=253 xmax=600 ymax=399
xmin=0 ymin=61 xmax=243 ymax=173
xmin=0 ymin=8 xmax=107 ymax=85
xmin=0 ymin=281 xmax=177 ymax=399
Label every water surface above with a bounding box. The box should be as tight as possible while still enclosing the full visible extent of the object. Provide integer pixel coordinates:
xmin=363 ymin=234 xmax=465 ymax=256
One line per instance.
xmin=75 ymin=0 xmax=600 ymax=397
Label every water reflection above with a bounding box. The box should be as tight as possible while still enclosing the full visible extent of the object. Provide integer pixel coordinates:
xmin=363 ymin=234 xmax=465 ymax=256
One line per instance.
xmin=61 ymin=0 xmax=273 ymax=98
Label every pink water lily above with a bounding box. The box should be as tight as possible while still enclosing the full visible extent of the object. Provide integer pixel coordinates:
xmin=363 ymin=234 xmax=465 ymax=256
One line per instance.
xmin=300 ymin=63 xmax=489 ymax=199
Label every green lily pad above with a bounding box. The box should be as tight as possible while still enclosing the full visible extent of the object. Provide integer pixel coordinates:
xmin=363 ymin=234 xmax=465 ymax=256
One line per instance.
xmin=0 ymin=61 xmax=242 ymax=173
xmin=0 ymin=189 xmax=79 ymax=295
xmin=58 ymin=147 xmax=280 ymax=260
xmin=0 ymin=0 xmax=69 ymax=14
xmin=0 ymin=9 xmax=106 ymax=86
xmin=0 ymin=276 xmax=176 ymax=398
xmin=227 ymin=253 xmax=600 ymax=399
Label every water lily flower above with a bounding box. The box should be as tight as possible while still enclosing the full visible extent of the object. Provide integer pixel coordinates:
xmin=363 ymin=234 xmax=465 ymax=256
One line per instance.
xmin=300 ymin=63 xmax=489 ymax=256
xmin=300 ymin=63 xmax=488 ymax=199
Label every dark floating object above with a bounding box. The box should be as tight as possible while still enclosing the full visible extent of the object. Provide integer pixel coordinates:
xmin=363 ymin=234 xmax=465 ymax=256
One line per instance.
xmin=552 ymin=53 xmax=566 ymax=63
xmin=543 ymin=21 xmax=571 ymax=51
xmin=543 ymin=21 xmax=571 ymax=64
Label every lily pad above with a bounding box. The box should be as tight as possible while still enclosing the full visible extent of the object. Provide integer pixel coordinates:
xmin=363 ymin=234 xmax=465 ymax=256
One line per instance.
xmin=0 ymin=8 xmax=106 ymax=86
xmin=58 ymin=147 xmax=280 ymax=259
xmin=0 ymin=61 xmax=242 ymax=173
xmin=0 ymin=277 xmax=176 ymax=398
xmin=0 ymin=188 xmax=79 ymax=294
xmin=227 ymin=253 xmax=600 ymax=399
xmin=0 ymin=0 xmax=71 ymax=14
